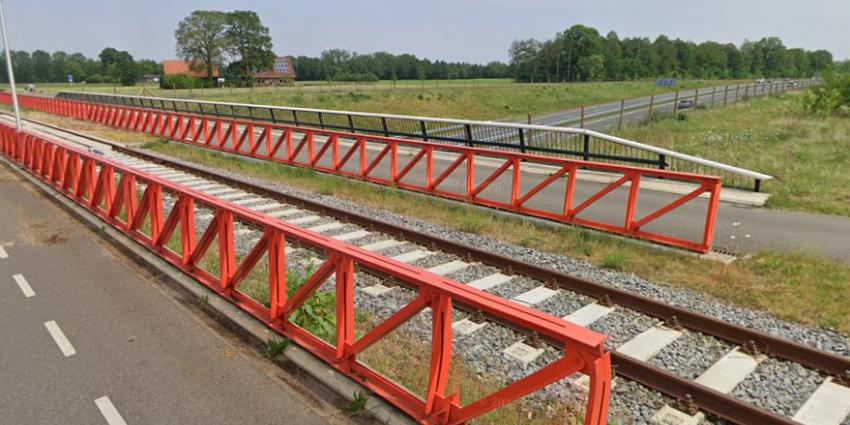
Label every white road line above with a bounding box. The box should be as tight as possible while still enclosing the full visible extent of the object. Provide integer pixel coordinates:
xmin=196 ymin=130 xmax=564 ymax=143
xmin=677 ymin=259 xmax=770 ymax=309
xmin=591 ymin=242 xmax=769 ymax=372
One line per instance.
xmin=94 ymin=396 xmax=128 ymax=425
xmin=44 ymin=321 xmax=76 ymax=357
xmin=0 ymin=245 xmax=8 ymax=259
xmin=13 ymin=274 xmax=35 ymax=298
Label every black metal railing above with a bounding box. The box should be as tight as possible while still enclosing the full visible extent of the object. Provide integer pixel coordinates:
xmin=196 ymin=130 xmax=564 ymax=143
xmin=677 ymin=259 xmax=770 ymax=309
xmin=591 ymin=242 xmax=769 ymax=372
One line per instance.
xmin=55 ymin=81 xmax=804 ymax=191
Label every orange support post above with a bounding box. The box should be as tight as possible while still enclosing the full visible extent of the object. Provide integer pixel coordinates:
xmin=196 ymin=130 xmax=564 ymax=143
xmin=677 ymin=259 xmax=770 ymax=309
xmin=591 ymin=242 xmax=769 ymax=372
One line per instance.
xmin=0 ymin=93 xmax=723 ymax=253
xmin=0 ymin=121 xmax=613 ymax=425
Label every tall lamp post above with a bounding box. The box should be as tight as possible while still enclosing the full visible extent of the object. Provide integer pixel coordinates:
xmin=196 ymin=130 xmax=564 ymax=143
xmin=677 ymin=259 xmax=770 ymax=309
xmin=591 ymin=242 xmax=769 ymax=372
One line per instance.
xmin=0 ymin=0 xmax=21 ymax=132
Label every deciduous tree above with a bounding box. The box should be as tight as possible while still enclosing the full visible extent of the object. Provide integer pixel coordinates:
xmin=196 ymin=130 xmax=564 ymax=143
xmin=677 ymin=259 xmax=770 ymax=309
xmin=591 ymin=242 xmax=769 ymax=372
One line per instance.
xmin=225 ymin=11 xmax=275 ymax=77
xmin=175 ymin=10 xmax=228 ymax=81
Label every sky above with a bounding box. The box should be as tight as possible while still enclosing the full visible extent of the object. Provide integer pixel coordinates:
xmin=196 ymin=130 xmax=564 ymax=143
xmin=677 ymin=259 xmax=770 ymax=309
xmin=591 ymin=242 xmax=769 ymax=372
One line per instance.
xmin=4 ymin=0 xmax=848 ymax=63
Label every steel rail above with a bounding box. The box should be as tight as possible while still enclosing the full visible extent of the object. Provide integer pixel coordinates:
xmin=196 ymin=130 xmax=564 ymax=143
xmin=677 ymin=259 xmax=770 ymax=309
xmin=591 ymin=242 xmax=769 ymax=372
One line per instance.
xmin=17 ymin=114 xmax=849 ymax=425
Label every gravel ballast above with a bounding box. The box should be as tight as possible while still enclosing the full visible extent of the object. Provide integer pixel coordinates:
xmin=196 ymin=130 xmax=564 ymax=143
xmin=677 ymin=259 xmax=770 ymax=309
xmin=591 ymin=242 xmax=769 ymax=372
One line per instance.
xmin=138 ymin=152 xmax=850 ymax=424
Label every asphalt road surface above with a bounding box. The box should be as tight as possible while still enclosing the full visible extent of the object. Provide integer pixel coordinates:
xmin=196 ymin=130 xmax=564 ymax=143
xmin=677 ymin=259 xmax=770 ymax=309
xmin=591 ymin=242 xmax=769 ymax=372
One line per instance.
xmin=525 ymin=81 xmax=789 ymax=131
xmin=0 ymin=163 xmax=351 ymax=425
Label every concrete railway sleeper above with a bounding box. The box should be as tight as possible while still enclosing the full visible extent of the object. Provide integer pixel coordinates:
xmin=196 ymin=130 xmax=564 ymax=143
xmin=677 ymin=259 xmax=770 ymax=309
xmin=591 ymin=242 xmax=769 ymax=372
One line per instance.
xmin=4 ymin=116 xmax=850 ymax=425
xmin=0 ymin=93 xmax=723 ymax=253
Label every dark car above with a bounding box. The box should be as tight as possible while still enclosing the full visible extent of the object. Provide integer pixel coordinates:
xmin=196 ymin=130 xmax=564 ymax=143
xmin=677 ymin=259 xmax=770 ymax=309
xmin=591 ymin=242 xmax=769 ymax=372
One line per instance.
xmin=677 ymin=99 xmax=695 ymax=109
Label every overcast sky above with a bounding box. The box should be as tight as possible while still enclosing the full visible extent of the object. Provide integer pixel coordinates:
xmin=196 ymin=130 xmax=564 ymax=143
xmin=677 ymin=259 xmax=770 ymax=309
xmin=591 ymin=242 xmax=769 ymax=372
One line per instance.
xmin=4 ymin=0 xmax=847 ymax=62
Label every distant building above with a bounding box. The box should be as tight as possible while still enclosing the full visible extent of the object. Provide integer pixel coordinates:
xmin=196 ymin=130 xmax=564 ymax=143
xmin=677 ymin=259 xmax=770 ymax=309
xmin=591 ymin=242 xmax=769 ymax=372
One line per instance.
xmin=253 ymin=56 xmax=296 ymax=86
xmin=162 ymin=60 xmax=220 ymax=79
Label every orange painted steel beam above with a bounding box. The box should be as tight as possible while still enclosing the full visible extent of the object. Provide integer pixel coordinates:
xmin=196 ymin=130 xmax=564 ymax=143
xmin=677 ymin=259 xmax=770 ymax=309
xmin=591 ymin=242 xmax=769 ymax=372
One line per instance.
xmin=1 ymin=93 xmax=722 ymax=253
xmin=0 ymin=123 xmax=612 ymax=425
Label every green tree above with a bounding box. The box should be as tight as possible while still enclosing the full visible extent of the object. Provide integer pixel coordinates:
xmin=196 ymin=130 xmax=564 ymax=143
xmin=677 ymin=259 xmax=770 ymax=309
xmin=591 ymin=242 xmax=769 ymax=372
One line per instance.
xmin=576 ymin=54 xmax=605 ymax=81
xmin=558 ymin=25 xmax=604 ymax=82
xmin=759 ymin=37 xmax=790 ymax=77
xmin=723 ymin=43 xmax=746 ymax=78
xmin=136 ymin=59 xmax=162 ymax=76
xmin=175 ymin=10 xmax=228 ymax=81
xmin=31 ymin=50 xmax=52 ymax=82
xmin=675 ymin=39 xmax=697 ymax=76
xmin=225 ymin=10 xmax=275 ymax=77
xmin=653 ymin=35 xmax=678 ymax=75
xmin=509 ymin=39 xmax=542 ymax=82
xmin=808 ymin=50 xmax=833 ymax=74
xmin=695 ymin=42 xmax=727 ymax=78
xmin=98 ymin=47 xmax=137 ymax=85
xmin=603 ymin=31 xmax=623 ymax=80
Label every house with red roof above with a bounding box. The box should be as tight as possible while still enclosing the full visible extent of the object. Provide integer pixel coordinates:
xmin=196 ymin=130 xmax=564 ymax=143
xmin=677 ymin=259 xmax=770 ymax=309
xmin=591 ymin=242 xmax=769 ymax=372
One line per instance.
xmin=253 ymin=56 xmax=296 ymax=86
xmin=162 ymin=60 xmax=220 ymax=79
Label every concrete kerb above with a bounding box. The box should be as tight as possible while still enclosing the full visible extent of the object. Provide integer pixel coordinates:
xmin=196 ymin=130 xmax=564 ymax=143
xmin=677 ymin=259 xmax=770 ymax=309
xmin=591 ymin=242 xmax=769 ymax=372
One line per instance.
xmin=0 ymin=155 xmax=414 ymax=425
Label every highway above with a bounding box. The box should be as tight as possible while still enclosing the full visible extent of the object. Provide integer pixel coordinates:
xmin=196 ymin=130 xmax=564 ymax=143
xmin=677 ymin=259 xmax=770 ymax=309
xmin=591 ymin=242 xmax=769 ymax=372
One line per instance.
xmin=0 ymin=164 xmax=348 ymax=425
xmin=524 ymin=81 xmax=783 ymax=131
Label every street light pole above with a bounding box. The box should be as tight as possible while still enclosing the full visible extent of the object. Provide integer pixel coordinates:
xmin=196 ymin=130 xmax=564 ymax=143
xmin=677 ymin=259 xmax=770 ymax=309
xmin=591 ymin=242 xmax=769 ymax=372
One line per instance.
xmin=0 ymin=0 xmax=21 ymax=132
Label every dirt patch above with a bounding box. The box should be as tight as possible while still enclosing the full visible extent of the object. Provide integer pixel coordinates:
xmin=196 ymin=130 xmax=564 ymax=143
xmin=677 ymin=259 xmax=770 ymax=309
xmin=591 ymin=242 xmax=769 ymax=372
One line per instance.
xmin=21 ymin=219 xmax=70 ymax=246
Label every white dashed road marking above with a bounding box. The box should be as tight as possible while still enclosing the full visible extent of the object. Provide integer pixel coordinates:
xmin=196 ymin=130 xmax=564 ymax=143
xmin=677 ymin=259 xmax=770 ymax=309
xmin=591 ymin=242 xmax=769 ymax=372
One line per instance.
xmin=44 ymin=321 xmax=76 ymax=357
xmin=94 ymin=396 xmax=129 ymax=425
xmin=0 ymin=245 xmax=8 ymax=259
xmin=13 ymin=274 xmax=35 ymax=298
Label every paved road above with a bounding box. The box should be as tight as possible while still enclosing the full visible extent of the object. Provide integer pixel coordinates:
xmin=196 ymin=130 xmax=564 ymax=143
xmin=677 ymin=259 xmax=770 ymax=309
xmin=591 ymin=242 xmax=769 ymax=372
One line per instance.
xmin=524 ymin=81 xmax=798 ymax=132
xmin=0 ymin=163 xmax=349 ymax=425
xmin=324 ymin=145 xmax=850 ymax=261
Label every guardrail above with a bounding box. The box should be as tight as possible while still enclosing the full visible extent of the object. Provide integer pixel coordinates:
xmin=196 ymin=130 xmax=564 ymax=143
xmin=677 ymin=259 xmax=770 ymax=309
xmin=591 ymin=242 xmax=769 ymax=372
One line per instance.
xmin=4 ymin=94 xmax=723 ymax=253
xmin=54 ymin=88 xmax=778 ymax=191
xmin=0 ymin=122 xmax=613 ymax=425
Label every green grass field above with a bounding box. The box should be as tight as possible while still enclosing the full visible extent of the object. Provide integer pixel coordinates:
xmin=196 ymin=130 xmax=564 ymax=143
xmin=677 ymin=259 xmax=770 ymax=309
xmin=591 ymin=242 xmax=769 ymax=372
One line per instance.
xmin=614 ymin=93 xmax=850 ymax=217
xmin=6 ymin=78 xmax=744 ymax=121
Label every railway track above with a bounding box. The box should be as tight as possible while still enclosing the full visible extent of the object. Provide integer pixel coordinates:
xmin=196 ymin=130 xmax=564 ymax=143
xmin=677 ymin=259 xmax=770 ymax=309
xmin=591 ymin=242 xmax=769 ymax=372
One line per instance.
xmin=6 ymin=113 xmax=850 ymax=425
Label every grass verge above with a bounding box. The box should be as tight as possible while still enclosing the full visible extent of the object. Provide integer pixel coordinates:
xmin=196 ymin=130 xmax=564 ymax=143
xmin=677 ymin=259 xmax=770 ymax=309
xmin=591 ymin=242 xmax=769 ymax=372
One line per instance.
xmin=13 ymin=79 xmax=742 ymax=121
xmin=614 ymin=93 xmax=850 ymax=217
xmin=145 ymin=141 xmax=850 ymax=335
xmin=17 ymin=110 xmax=850 ymax=335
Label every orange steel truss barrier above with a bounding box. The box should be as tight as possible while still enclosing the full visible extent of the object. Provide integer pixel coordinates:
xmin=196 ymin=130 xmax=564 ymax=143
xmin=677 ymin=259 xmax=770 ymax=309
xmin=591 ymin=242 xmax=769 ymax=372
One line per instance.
xmin=0 ymin=122 xmax=612 ymax=425
xmin=1 ymin=94 xmax=722 ymax=253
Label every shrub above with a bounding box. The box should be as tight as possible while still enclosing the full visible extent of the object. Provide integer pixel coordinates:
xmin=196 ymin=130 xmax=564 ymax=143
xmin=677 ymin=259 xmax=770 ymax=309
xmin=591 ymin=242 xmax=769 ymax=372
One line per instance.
xmin=330 ymin=72 xmax=379 ymax=83
xmin=801 ymin=72 xmax=850 ymax=115
xmin=160 ymin=74 xmax=200 ymax=90
xmin=85 ymin=74 xmax=106 ymax=84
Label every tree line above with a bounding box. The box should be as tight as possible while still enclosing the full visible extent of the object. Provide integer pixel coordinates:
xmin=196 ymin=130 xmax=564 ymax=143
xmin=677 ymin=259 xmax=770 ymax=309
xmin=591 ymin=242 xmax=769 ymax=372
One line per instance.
xmin=0 ymin=48 xmax=160 ymax=85
xmin=292 ymin=50 xmax=510 ymax=81
xmin=510 ymin=25 xmax=835 ymax=83
xmin=173 ymin=10 xmax=510 ymax=83
xmin=2 ymin=15 xmax=839 ymax=86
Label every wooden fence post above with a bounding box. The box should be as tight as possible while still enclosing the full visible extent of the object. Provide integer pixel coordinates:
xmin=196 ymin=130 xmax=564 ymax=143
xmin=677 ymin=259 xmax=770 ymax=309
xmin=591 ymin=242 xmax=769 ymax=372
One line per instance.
xmin=618 ymin=99 xmax=625 ymax=130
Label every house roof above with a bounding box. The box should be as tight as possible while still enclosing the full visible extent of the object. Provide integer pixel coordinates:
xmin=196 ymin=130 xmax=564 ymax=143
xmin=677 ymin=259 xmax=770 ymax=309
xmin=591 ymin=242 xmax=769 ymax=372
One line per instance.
xmin=162 ymin=60 xmax=219 ymax=78
xmin=254 ymin=56 xmax=296 ymax=79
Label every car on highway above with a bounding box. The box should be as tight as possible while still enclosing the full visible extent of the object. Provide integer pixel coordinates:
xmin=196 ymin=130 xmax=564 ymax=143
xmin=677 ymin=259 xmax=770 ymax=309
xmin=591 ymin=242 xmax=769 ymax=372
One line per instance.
xmin=755 ymin=78 xmax=766 ymax=84
xmin=677 ymin=99 xmax=695 ymax=109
